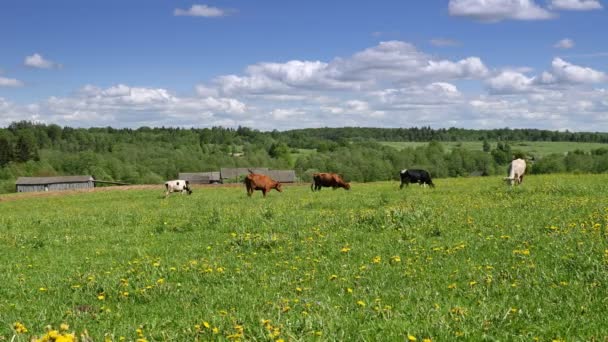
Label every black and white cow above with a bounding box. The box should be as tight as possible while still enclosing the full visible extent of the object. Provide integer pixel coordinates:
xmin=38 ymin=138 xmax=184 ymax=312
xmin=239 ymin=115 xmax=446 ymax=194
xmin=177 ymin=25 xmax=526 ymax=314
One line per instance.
xmin=400 ymin=169 xmax=434 ymax=189
xmin=164 ymin=179 xmax=192 ymax=198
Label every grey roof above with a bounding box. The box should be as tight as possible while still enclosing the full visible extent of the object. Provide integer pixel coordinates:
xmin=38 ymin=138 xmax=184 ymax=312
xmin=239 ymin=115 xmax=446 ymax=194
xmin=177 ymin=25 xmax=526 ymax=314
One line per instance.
xmin=16 ymin=176 xmax=94 ymax=185
xmin=179 ymin=172 xmax=221 ymax=181
xmin=266 ymin=170 xmax=296 ymax=183
xmin=220 ymin=167 xmax=268 ymax=179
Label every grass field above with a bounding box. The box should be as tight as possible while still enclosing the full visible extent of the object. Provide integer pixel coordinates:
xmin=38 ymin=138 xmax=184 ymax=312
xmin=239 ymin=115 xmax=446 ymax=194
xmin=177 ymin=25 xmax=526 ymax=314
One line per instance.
xmin=379 ymin=141 xmax=608 ymax=157
xmin=1 ymin=175 xmax=608 ymax=341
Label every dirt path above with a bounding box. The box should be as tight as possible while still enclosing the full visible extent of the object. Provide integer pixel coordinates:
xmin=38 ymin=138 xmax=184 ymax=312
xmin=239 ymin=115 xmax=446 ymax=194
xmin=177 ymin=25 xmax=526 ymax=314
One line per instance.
xmin=0 ymin=182 xmax=305 ymax=203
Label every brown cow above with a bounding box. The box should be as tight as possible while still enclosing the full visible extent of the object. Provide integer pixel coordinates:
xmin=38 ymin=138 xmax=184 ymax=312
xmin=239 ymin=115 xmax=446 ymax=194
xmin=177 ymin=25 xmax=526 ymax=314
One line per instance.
xmin=311 ymin=173 xmax=351 ymax=191
xmin=244 ymin=171 xmax=282 ymax=197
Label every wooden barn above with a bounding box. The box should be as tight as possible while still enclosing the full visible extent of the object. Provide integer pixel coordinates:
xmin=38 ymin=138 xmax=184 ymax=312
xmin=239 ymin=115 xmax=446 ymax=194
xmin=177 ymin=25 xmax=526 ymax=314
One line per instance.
xmin=179 ymin=172 xmax=222 ymax=184
xmin=15 ymin=176 xmax=95 ymax=193
xmin=220 ymin=167 xmax=268 ymax=182
xmin=266 ymin=170 xmax=297 ymax=183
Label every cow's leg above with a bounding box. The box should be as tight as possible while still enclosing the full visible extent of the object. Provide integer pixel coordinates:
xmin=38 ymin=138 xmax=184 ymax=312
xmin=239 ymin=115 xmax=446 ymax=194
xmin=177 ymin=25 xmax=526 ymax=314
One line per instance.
xmin=262 ymin=189 xmax=267 ymax=197
xmin=311 ymin=183 xmax=315 ymax=192
xmin=400 ymin=181 xmax=404 ymax=189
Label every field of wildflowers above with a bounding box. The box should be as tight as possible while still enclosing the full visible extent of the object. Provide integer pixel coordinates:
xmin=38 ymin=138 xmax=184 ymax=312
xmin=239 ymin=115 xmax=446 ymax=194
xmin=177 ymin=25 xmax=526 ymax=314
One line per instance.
xmin=1 ymin=174 xmax=608 ymax=341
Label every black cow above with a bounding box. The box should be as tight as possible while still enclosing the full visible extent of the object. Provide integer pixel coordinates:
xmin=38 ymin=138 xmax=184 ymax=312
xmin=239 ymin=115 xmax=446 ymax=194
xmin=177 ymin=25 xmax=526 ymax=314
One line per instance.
xmin=399 ymin=169 xmax=434 ymax=189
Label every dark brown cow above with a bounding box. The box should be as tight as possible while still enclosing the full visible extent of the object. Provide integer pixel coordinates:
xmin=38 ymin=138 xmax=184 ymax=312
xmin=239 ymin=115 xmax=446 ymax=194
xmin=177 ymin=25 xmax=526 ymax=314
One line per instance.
xmin=311 ymin=172 xmax=351 ymax=191
xmin=244 ymin=172 xmax=282 ymax=197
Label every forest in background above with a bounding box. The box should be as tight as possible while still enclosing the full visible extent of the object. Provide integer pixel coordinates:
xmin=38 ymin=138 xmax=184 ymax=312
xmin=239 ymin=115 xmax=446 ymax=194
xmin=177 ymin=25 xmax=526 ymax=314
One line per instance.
xmin=2 ymin=121 xmax=608 ymax=193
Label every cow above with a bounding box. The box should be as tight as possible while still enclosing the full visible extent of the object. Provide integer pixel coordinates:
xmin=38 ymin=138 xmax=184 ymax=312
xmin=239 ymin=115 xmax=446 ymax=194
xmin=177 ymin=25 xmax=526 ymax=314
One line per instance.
xmin=400 ymin=169 xmax=434 ymax=189
xmin=244 ymin=171 xmax=282 ymax=197
xmin=504 ymin=158 xmax=526 ymax=186
xmin=164 ymin=179 xmax=192 ymax=198
xmin=311 ymin=172 xmax=351 ymax=191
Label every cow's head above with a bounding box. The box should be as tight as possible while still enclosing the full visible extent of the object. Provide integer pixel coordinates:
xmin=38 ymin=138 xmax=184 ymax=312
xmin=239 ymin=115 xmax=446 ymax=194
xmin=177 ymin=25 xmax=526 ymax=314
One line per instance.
xmin=185 ymin=181 xmax=193 ymax=195
xmin=274 ymin=182 xmax=283 ymax=192
xmin=503 ymin=177 xmax=514 ymax=186
xmin=344 ymin=182 xmax=351 ymax=190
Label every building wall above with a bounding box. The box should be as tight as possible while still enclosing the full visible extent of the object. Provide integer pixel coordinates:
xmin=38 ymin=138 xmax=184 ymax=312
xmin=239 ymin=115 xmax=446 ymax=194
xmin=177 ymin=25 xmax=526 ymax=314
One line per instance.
xmin=17 ymin=181 xmax=94 ymax=193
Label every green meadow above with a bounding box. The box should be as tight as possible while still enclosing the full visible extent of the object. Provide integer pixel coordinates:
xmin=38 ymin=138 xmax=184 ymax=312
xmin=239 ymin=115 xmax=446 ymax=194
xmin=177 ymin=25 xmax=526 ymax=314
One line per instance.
xmin=1 ymin=174 xmax=608 ymax=341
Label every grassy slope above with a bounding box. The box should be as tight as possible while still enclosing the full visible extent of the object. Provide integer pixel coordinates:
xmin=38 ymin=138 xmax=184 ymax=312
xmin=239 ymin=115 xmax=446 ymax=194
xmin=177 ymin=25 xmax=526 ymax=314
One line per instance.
xmin=1 ymin=175 xmax=607 ymax=341
xmin=379 ymin=141 xmax=608 ymax=157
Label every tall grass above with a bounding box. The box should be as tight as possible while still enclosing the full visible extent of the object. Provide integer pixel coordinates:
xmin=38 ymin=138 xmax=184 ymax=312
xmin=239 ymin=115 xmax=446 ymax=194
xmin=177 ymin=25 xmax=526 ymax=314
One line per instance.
xmin=1 ymin=174 xmax=607 ymax=341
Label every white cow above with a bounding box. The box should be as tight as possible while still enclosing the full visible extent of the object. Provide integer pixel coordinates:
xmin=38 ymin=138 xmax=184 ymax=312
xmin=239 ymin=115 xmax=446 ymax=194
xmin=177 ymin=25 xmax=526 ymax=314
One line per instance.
xmin=164 ymin=179 xmax=192 ymax=198
xmin=504 ymin=158 xmax=526 ymax=186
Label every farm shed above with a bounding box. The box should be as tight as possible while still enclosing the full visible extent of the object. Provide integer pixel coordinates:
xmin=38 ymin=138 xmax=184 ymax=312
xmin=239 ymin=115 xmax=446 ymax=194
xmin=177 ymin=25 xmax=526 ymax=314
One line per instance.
xmin=266 ymin=170 xmax=297 ymax=183
xmin=220 ymin=167 xmax=268 ymax=181
xmin=179 ymin=172 xmax=222 ymax=184
xmin=15 ymin=176 xmax=95 ymax=193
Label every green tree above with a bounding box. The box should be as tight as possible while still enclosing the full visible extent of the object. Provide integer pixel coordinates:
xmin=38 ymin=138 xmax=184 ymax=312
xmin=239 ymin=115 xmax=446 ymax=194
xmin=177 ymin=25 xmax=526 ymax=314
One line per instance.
xmin=0 ymin=136 xmax=13 ymax=166
xmin=15 ymin=131 xmax=39 ymax=162
xmin=482 ymin=140 xmax=491 ymax=152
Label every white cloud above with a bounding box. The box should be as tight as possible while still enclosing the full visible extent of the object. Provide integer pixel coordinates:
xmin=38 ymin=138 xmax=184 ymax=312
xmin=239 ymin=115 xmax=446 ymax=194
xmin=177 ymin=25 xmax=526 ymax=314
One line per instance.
xmin=426 ymin=82 xmax=461 ymax=97
xmin=0 ymin=76 xmax=23 ymax=87
xmin=210 ymin=41 xmax=488 ymax=97
xmin=550 ymin=0 xmax=603 ymax=10
xmin=486 ymin=71 xmax=536 ymax=93
xmin=554 ymin=38 xmax=575 ymax=49
xmin=24 ymin=53 xmax=59 ymax=69
xmin=174 ymin=4 xmax=227 ymax=17
xmin=548 ymin=57 xmax=606 ymax=83
xmin=28 ymin=84 xmax=247 ymax=127
xmin=448 ymin=0 xmax=555 ymax=22
xmin=3 ymin=41 xmax=608 ymax=131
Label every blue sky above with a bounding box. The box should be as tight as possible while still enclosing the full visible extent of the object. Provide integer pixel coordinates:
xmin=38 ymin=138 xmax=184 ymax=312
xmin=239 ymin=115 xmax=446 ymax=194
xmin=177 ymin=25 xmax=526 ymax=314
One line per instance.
xmin=1 ymin=0 xmax=607 ymax=131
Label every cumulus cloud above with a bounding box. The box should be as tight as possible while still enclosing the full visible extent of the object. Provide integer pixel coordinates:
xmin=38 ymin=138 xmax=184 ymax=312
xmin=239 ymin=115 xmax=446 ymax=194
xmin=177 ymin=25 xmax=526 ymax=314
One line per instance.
xmin=19 ymin=84 xmax=247 ymax=127
xmin=548 ymin=57 xmax=606 ymax=83
xmin=24 ymin=53 xmax=59 ymax=69
xmin=486 ymin=71 xmax=536 ymax=93
xmin=0 ymin=76 xmax=23 ymax=87
xmin=174 ymin=4 xmax=227 ymax=17
xmin=3 ymin=40 xmax=608 ymax=131
xmin=550 ymin=0 xmax=603 ymax=10
xmin=448 ymin=0 xmax=555 ymax=22
xmin=554 ymin=38 xmax=575 ymax=49
xmin=209 ymin=41 xmax=488 ymax=97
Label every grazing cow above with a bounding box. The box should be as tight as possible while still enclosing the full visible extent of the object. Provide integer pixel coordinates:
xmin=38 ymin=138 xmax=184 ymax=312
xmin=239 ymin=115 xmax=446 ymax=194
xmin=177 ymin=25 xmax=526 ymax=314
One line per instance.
xmin=504 ymin=158 xmax=526 ymax=186
xmin=400 ymin=169 xmax=434 ymax=189
xmin=244 ymin=171 xmax=282 ymax=197
xmin=164 ymin=179 xmax=192 ymax=198
xmin=311 ymin=173 xmax=351 ymax=191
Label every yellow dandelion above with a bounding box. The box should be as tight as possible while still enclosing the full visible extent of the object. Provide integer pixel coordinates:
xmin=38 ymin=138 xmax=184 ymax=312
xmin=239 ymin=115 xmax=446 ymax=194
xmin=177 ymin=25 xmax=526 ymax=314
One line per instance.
xmin=329 ymin=274 xmax=338 ymax=280
xmin=13 ymin=322 xmax=28 ymax=334
xmin=357 ymin=300 xmax=366 ymax=307
xmin=341 ymin=246 xmax=351 ymax=253
xmin=372 ymin=256 xmax=381 ymax=264
xmin=408 ymin=334 xmax=417 ymax=341
xmin=60 ymin=323 xmax=69 ymax=331
xmin=448 ymin=283 xmax=457 ymax=289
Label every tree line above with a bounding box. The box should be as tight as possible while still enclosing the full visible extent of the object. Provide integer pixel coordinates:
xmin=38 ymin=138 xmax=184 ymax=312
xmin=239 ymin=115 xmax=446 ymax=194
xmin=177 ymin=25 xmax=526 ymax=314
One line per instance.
xmin=1 ymin=121 xmax=608 ymax=193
